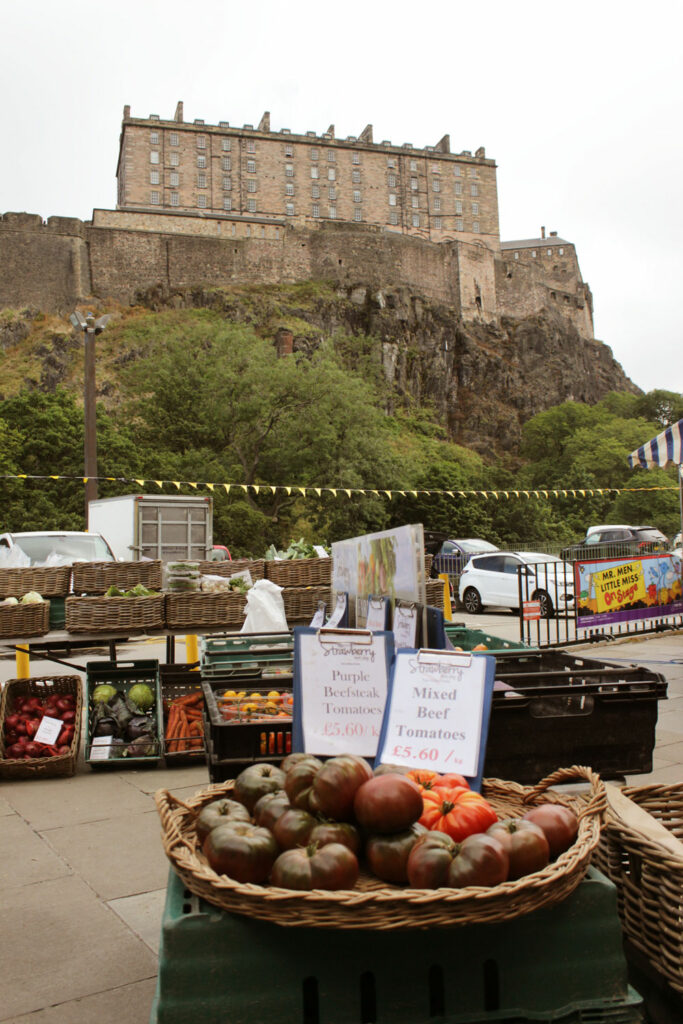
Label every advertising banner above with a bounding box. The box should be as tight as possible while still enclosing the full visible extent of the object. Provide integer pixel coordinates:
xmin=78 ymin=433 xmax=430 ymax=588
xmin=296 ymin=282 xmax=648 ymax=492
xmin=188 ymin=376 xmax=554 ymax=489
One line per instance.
xmin=575 ymin=552 xmax=683 ymax=628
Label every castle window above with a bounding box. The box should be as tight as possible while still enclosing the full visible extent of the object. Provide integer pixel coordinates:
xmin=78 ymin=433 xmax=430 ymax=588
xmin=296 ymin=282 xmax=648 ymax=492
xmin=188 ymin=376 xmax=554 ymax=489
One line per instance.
xmin=311 ymin=166 xmax=319 ymax=179
xmin=222 ymin=157 xmax=231 ymax=172
xmin=434 ymin=217 xmax=442 ymax=229
xmin=276 ymin=227 xmax=280 ymax=239
xmin=170 ymin=152 xmax=180 ymax=167
xmin=285 ymin=163 xmax=294 ymax=177
xmin=455 ymin=200 xmax=463 ymax=214
xmin=473 ymin=221 xmax=480 ymax=233
xmin=389 ymin=210 xmax=398 ymax=225
xmin=197 ymin=194 xmax=207 ymax=207
xmin=310 ymin=148 xmax=318 ymax=160
xmin=352 ymin=169 xmax=361 ymax=183
xmin=327 ymin=186 xmax=336 ymax=201
xmin=389 ymin=193 xmax=397 ymax=206
xmin=285 ymin=183 xmax=294 ymax=196
xmin=328 ymin=167 xmax=336 ymax=181
xmin=247 ymin=179 xmax=257 ymax=192
xmin=312 ymin=203 xmax=320 ymax=217
xmin=223 ymin=176 xmax=232 ymax=190
xmin=468 ymin=167 xmax=478 ymax=177
xmin=197 ymin=136 xmax=206 ymax=149
xmin=285 ymin=144 xmax=293 ymax=157
xmin=547 ymin=248 xmax=552 ymax=256
xmin=411 ymin=195 xmax=419 ymax=209
xmin=197 ymin=155 xmax=206 ymax=168
xmin=353 ymin=190 xmax=361 ymax=203
xmin=221 ymin=138 xmax=231 ymax=151
xmin=388 ymin=173 xmax=396 ymax=187
xmin=286 ymin=202 xmax=294 ymax=216
xmin=531 ymin=250 xmax=537 ymax=257
xmin=410 ymin=159 xmax=418 ymax=171
xmin=150 ymin=151 xmax=160 ymax=164
xmin=431 ymin=164 xmax=440 ymax=174
xmin=455 ymin=217 xmax=464 ymax=231
xmin=412 ymin=213 xmax=420 ymax=227
xmin=470 ymin=183 xmax=479 ymax=196
xmin=353 ymin=207 xmax=362 ymax=221
xmin=327 ymin=150 xmax=336 ymax=162
xmin=248 ymin=198 xmax=257 ymax=212
xmin=387 ymin=158 xmax=396 ymax=168
xmin=352 ymin=153 xmax=360 ymax=164
xmin=410 ymin=178 xmax=418 ymax=190
xmin=246 ymin=140 xmax=255 ymax=153
xmin=247 ymin=159 xmax=256 ymax=173
xmin=559 ymin=247 xmax=564 ymax=255
xmin=197 ymin=173 xmax=207 ymax=187
xmin=261 ymin=227 xmax=265 ymax=238
xmin=170 ymin=132 xmax=179 ymax=147
xmin=432 ymin=179 xmax=440 ymax=192
xmin=514 ymin=251 xmax=519 ymax=259
xmin=223 ymin=197 xmax=232 ymax=210
xmin=312 ymin=185 xmax=320 ymax=198
xmin=471 ymin=202 xmax=479 ymax=215
xmin=246 ymin=225 xmax=251 ymax=236
xmin=433 ymin=197 xmax=441 ymax=212
xmin=328 ymin=206 xmax=337 ymax=218
xmin=454 ymin=166 xmax=462 ymax=176
xmin=150 ymin=131 xmax=159 ymax=145
xmin=170 ymin=192 xmax=179 ymax=206
xmin=150 ymin=170 xmax=160 ymax=185
xmin=170 ymin=171 xmax=179 ymax=186
xmin=150 ymin=191 xmax=160 ymax=204
xmin=455 ymin=182 xmax=462 ymax=196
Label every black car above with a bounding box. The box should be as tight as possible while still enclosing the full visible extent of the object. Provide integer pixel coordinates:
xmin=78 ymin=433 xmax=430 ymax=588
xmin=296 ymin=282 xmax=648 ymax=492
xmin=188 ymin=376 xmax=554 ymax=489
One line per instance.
xmin=560 ymin=525 xmax=668 ymax=561
xmin=428 ymin=537 xmax=499 ymax=579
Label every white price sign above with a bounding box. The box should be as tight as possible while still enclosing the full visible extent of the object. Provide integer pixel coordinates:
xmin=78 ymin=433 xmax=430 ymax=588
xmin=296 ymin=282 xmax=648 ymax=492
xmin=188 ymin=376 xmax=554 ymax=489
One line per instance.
xmin=392 ymin=603 xmax=417 ymax=649
xmin=326 ymin=592 xmax=347 ymax=627
xmin=89 ymin=736 xmax=114 ymax=761
xmin=34 ymin=715 xmax=63 ymax=746
xmin=377 ymin=650 xmax=492 ymax=779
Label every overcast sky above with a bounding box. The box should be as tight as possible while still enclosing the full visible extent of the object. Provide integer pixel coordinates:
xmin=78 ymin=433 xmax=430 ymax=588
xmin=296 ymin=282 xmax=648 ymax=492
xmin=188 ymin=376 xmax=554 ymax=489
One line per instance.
xmin=2 ymin=0 xmax=681 ymax=396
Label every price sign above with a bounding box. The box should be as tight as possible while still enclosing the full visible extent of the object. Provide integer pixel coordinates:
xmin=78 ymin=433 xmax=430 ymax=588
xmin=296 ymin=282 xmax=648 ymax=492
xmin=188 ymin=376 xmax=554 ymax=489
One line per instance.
xmin=326 ymin=592 xmax=348 ymax=628
xmin=292 ymin=627 xmax=394 ymax=758
xmin=89 ymin=736 xmax=114 ymax=761
xmin=34 ymin=715 xmax=63 ymax=745
xmin=392 ymin=602 xmax=418 ymax=648
xmin=365 ymin=596 xmax=389 ymax=630
xmin=376 ymin=648 xmax=495 ymax=790
xmin=309 ymin=602 xmax=326 ymax=627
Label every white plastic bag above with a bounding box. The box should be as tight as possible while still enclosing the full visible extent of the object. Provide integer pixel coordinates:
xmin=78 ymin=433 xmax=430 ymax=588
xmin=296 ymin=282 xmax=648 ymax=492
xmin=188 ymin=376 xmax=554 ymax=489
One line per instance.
xmin=241 ymin=579 xmax=289 ymax=632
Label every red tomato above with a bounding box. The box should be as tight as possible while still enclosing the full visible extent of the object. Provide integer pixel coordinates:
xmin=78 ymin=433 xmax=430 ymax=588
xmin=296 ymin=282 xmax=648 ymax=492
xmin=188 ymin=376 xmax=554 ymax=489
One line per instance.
xmin=195 ymin=798 xmax=251 ymax=845
xmin=270 ymin=842 xmax=359 ymax=890
xmin=366 ymin=823 xmax=427 ymax=884
xmin=487 ymin=818 xmax=549 ymax=879
xmin=284 ymin=758 xmax=323 ymax=811
xmin=419 ymin=786 xmax=497 ymax=841
xmin=233 ymin=763 xmax=286 ymax=813
xmin=438 ymin=772 xmax=470 ymax=790
xmin=253 ymin=790 xmax=291 ymax=831
xmin=406 ymin=769 xmax=442 ymax=790
xmin=406 ymin=832 xmax=459 ymax=887
xmin=523 ymin=803 xmax=579 ymax=858
xmin=447 ymin=833 xmax=509 ymax=887
xmin=309 ymin=755 xmax=373 ymax=821
xmin=353 ymin=774 xmax=423 ymax=834
xmin=309 ymin=821 xmax=361 ymax=856
xmin=272 ymin=808 xmax=317 ymax=850
xmin=203 ymin=821 xmax=279 ymax=883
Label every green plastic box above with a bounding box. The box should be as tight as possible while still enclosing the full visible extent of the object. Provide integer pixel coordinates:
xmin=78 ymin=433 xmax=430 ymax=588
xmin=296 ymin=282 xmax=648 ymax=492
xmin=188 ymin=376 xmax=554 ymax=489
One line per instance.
xmin=150 ymin=867 xmax=643 ymax=1024
xmin=445 ymin=622 xmax=534 ymax=655
xmin=85 ymin=659 xmax=163 ymax=769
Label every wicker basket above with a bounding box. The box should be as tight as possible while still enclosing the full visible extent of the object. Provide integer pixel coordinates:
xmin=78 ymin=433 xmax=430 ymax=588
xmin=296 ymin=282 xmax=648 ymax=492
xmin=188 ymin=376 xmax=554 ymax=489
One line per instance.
xmin=264 ymin=557 xmax=332 ymax=588
xmin=594 ymin=782 xmax=683 ymax=995
xmin=165 ymin=591 xmax=247 ymax=630
xmin=0 ymin=601 xmax=50 ymax=639
xmin=0 ymin=565 xmax=71 ymax=599
xmin=156 ymin=764 xmax=604 ymax=930
xmin=425 ymin=579 xmax=446 ymax=609
xmin=72 ymin=560 xmax=163 ymax=595
xmin=65 ymin=595 xmax=165 ymax=633
xmin=0 ymin=674 xmax=83 ymax=779
xmin=197 ymin=559 xmax=266 ymax=580
xmin=282 ymin=586 xmax=332 ymax=623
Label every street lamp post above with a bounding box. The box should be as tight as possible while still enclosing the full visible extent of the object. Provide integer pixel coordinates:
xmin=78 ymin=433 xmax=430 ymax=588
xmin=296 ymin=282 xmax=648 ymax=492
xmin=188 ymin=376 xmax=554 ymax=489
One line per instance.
xmin=70 ymin=309 xmax=110 ymax=522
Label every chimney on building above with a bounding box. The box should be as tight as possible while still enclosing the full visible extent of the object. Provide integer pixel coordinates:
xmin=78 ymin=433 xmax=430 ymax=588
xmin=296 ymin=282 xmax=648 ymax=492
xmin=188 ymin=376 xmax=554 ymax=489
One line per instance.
xmin=541 ymin=226 xmax=546 ymax=239
xmin=123 ymin=105 xmax=131 ymax=120
xmin=359 ymin=124 xmax=373 ymax=144
xmin=549 ymin=231 xmax=558 ymax=237
xmin=174 ymin=101 xmax=184 ymax=122
xmin=435 ymin=134 xmax=451 ymax=153
xmin=258 ymin=111 xmax=271 ymax=132
xmin=275 ymin=328 xmax=293 ymax=357
xmin=326 ymin=124 xmax=335 ymax=138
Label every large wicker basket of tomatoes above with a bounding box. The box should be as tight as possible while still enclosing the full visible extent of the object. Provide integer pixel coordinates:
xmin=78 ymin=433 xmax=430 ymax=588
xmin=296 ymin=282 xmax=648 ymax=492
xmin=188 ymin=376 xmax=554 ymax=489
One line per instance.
xmin=156 ymin=757 xmax=605 ymax=929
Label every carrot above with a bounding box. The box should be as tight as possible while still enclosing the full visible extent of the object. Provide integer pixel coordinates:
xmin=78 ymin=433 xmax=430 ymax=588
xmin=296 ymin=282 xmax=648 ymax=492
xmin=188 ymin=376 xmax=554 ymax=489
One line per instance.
xmin=174 ymin=692 xmax=203 ymax=707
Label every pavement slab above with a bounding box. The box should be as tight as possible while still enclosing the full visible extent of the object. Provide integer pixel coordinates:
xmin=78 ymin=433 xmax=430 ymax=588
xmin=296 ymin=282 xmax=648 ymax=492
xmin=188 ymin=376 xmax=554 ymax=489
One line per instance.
xmin=108 ymin=888 xmax=167 ymax=955
xmin=0 ymin=875 xmax=157 ymax=1021
xmin=0 ymin=816 xmax=71 ymax=891
xmin=123 ymin=763 xmax=209 ymax=795
xmin=0 ymin=794 xmax=16 ymax=816
xmin=1 ymin=978 xmax=157 ymax=1024
xmin=1 ymin=770 xmax=153 ymax=831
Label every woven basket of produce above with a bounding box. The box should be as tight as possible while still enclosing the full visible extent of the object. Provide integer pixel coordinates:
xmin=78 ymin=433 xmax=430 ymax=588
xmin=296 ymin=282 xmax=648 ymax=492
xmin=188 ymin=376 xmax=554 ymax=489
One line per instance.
xmin=282 ymin=586 xmax=332 ymax=623
xmin=156 ymin=763 xmax=604 ymax=930
xmin=165 ymin=592 xmax=247 ymax=630
xmin=0 ymin=674 xmax=83 ymax=779
xmin=72 ymin=560 xmax=163 ymax=595
xmin=264 ymin=557 xmax=332 ymax=588
xmin=197 ymin=559 xmax=266 ymax=580
xmin=425 ymin=579 xmax=446 ymax=609
xmin=65 ymin=595 xmax=165 ymax=633
xmin=0 ymin=566 xmax=71 ymax=599
xmin=0 ymin=600 xmax=50 ymax=639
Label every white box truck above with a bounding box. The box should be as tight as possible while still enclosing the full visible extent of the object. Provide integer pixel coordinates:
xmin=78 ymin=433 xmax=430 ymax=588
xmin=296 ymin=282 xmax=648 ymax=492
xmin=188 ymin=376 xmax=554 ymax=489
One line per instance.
xmin=87 ymin=494 xmax=213 ymax=562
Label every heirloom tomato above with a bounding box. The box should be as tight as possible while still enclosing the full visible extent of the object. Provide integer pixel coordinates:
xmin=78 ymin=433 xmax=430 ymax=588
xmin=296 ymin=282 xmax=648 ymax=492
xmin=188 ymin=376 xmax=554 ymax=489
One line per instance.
xmin=438 ymin=773 xmax=470 ymax=790
xmin=447 ymin=833 xmax=509 ymax=888
xmin=406 ymin=769 xmax=441 ymax=790
xmin=373 ymin=763 xmax=411 ymax=776
xmin=233 ymin=763 xmax=286 ymax=812
xmin=195 ymin=798 xmax=251 ymax=844
xmin=406 ymin=832 xmax=458 ymax=888
xmin=523 ymin=803 xmax=579 ymax=858
xmin=270 ymin=842 xmax=359 ymax=891
xmin=203 ymin=822 xmax=279 ymax=884
xmin=365 ymin=822 xmax=427 ymax=884
xmin=284 ymin=758 xmax=323 ymax=811
xmin=486 ymin=819 xmax=549 ymax=879
xmin=309 ymin=820 xmax=361 ymax=855
xmin=419 ymin=785 xmax=497 ymax=841
xmin=281 ymin=752 xmax=323 ymax=775
xmin=253 ymin=790 xmax=291 ymax=830
xmin=353 ymin=774 xmax=423 ymax=834
xmin=309 ymin=755 xmax=373 ymax=821
xmin=272 ymin=808 xmax=317 ymax=850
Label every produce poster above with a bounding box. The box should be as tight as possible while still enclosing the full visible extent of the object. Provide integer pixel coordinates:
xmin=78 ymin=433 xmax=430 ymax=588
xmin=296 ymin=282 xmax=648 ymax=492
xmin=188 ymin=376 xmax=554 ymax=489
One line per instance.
xmin=292 ymin=627 xmax=394 ymax=758
xmin=575 ymin=552 xmax=683 ymax=628
xmin=331 ymin=524 xmax=425 ymax=627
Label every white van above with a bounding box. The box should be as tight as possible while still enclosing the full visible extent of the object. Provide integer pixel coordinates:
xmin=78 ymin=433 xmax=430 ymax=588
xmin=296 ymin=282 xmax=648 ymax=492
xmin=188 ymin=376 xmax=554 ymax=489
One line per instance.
xmin=0 ymin=531 xmax=116 ymax=566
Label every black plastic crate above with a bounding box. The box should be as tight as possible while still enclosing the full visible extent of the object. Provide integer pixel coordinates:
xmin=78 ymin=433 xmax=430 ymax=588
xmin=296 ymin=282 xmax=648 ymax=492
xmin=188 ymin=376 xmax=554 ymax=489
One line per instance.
xmin=85 ymin=659 xmax=163 ymax=769
xmin=160 ymin=664 xmax=206 ymax=765
xmin=201 ymin=680 xmax=293 ymax=766
xmin=484 ymin=650 xmax=667 ymax=783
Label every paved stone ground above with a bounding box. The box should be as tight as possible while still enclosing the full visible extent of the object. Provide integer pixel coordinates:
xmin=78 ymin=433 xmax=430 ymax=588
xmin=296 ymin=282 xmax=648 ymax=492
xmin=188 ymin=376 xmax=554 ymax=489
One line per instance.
xmin=0 ymin=624 xmax=680 ymax=1023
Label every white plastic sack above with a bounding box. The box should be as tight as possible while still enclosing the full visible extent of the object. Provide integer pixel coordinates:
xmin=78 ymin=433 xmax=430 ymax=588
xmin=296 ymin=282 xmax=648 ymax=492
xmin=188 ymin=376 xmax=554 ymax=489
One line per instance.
xmin=241 ymin=578 xmax=289 ymax=632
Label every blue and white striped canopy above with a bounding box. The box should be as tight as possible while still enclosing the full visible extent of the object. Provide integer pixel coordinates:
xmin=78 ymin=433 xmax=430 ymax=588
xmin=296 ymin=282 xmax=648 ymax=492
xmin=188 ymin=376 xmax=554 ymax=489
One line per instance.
xmin=628 ymin=418 xmax=683 ymax=469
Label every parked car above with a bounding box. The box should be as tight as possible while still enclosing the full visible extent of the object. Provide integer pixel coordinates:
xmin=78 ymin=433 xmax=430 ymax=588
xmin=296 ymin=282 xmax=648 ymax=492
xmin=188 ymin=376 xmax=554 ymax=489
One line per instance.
xmin=0 ymin=531 xmax=116 ymax=565
xmin=560 ymin=525 xmax=669 ymax=561
xmin=458 ymin=551 xmax=574 ymax=618
xmin=429 ymin=538 xmax=500 ymax=579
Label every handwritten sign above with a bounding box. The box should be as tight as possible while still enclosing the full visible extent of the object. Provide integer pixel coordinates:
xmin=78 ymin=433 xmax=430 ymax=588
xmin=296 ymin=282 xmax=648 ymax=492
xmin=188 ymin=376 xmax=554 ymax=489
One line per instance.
xmin=34 ymin=715 xmax=63 ymax=746
xmin=376 ymin=649 xmax=495 ymax=788
xmin=309 ymin=602 xmax=326 ymax=627
xmin=293 ymin=627 xmax=393 ymax=758
xmin=393 ymin=602 xmax=418 ymax=648
xmin=326 ymin=592 xmax=348 ymax=628
xmin=365 ymin=596 xmax=389 ymax=630
xmin=593 ymin=560 xmax=647 ymax=613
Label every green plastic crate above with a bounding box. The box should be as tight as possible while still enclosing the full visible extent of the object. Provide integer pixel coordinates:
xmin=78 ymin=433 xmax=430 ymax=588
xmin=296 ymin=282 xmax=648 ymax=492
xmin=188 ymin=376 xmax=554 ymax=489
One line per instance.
xmin=48 ymin=596 xmax=65 ymax=631
xmin=150 ymin=867 xmax=643 ymax=1024
xmin=85 ymin=659 xmax=163 ymax=769
xmin=200 ymin=631 xmax=294 ymax=681
xmin=445 ymin=623 xmax=534 ymax=654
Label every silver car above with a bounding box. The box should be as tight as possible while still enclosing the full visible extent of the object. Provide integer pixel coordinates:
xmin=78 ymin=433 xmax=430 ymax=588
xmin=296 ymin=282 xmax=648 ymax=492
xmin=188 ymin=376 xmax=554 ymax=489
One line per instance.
xmin=458 ymin=551 xmax=574 ymax=618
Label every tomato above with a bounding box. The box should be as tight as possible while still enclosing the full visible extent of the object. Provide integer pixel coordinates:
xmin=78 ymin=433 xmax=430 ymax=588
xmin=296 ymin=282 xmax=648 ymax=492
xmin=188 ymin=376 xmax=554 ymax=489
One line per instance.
xmin=353 ymin=774 xmax=423 ymax=834
xmin=365 ymin=822 xmax=427 ymax=884
xmin=487 ymin=818 xmax=549 ymax=879
xmin=284 ymin=758 xmax=323 ymax=811
xmin=233 ymin=763 xmax=286 ymax=812
xmin=253 ymin=790 xmax=291 ymax=830
xmin=373 ymin=763 xmax=412 ymax=776
xmin=272 ymin=808 xmax=317 ymax=850
xmin=309 ymin=820 xmax=362 ymax=856
xmin=448 ymin=833 xmax=509 ymax=887
xmin=406 ymin=832 xmax=458 ymax=887
xmin=280 ymin=752 xmax=322 ymax=774
xmin=419 ymin=786 xmax=498 ymax=841
xmin=523 ymin=803 xmax=579 ymax=858
xmin=203 ymin=821 xmax=279 ymax=884
xmin=438 ymin=772 xmax=470 ymax=790
xmin=195 ymin=798 xmax=251 ymax=844
xmin=270 ymin=842 xmax=359 ymax=890
xmin=406 ymin=769 xmax=441 ymax=789
xmin=309 ymin=755 xmax=373 ymax=821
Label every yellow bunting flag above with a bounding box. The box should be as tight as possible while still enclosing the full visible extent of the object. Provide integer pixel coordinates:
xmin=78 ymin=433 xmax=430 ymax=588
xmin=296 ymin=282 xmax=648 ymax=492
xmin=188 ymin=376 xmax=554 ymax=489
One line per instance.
xmin=135 ymin=479 xmax=146 ymax=486
xmin=223 ymin=484 xmax=231 ymax=494
xmin=172 ymin=481 xmax=181 ymax=490
xmin=252 ymin=485 xmax=260 ymax=494
xmin=154 ymin=480 xmax=163 ymax=488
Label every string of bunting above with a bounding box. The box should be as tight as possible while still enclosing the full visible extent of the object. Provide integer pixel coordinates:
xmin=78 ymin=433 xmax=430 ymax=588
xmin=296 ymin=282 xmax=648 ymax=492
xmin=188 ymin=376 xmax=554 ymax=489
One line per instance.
xmin=0 ymin=474 xmax=679 ymax=501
